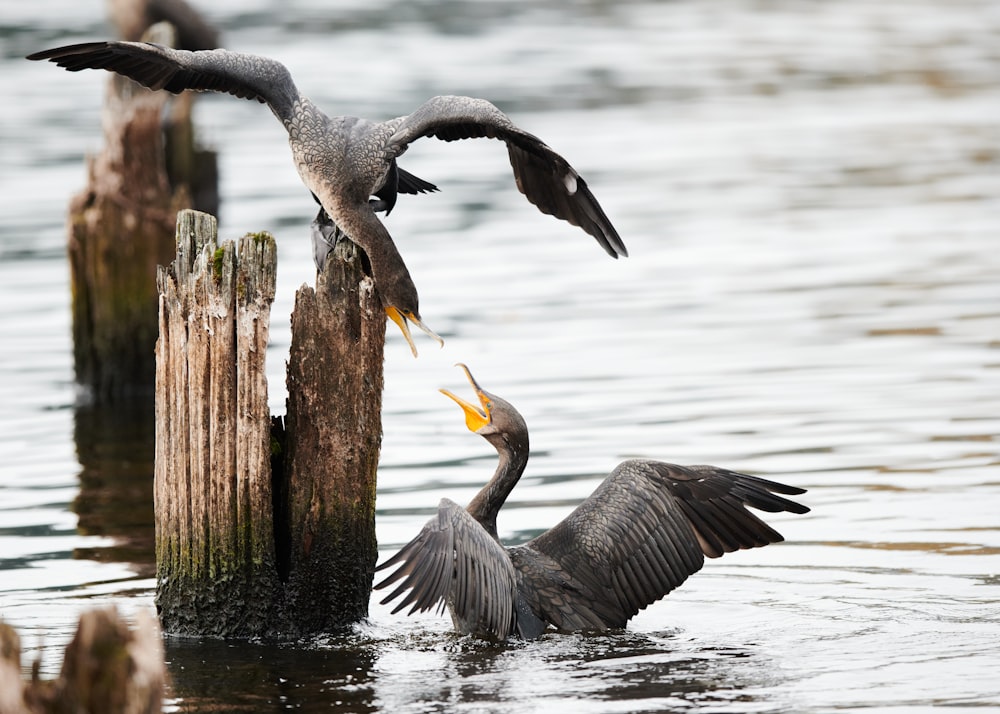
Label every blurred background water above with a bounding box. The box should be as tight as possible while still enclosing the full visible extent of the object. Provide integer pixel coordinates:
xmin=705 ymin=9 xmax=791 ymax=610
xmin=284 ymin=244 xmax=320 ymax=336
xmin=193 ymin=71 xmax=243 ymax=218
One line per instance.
xmin=2 ymin=0 xmax=999 ymax=711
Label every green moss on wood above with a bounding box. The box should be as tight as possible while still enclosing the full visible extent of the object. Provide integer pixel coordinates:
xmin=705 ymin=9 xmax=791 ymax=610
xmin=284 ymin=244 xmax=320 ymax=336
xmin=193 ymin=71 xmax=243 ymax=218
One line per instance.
xmin=212 ymin=246 xmax=226 ymax=282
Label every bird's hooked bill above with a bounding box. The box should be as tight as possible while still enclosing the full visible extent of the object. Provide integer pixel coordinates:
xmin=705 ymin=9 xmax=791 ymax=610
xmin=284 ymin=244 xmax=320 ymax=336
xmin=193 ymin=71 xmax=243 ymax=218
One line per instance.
xmin=385 ymin=306 xmax=444 ymax=358
xmin=439 ymin=363 xmax=491 ymax=432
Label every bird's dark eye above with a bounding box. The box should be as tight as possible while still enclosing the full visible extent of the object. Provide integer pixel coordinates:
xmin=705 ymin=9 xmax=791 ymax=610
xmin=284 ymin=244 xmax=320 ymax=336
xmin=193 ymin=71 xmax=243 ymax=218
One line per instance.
xmin=486 ymin=401 xmax=493 ymax=410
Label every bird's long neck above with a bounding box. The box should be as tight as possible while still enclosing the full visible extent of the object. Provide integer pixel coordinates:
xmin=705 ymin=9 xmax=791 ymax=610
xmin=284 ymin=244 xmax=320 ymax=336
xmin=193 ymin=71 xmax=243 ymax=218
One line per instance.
xmin=467 ymin=437 xmax=529 ymax=542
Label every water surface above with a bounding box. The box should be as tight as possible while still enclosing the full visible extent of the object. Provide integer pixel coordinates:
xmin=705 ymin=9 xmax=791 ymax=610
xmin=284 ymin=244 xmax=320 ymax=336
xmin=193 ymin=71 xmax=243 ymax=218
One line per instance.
xmin=1 ymin=0 xmax=999 ymax=711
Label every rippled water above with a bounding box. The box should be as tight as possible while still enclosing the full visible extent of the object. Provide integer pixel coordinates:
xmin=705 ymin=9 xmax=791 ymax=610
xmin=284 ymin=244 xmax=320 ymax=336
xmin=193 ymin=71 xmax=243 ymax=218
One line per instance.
xmin=2 ymin=0 xmax=999 ymax=711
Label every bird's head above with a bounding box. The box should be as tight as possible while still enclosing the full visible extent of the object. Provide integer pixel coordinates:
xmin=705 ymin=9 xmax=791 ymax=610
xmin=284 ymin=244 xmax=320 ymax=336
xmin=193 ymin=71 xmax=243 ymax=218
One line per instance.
xmin=440 ymin=364 xmax=528 ymax=456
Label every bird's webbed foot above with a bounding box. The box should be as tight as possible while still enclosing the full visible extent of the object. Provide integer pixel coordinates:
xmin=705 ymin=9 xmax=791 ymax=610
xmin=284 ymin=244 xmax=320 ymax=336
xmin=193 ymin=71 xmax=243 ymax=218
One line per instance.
xmin=368 ymin=196 xmax=392 ymax=214
xmin=310 ymin=208 xmax=346 ymax=272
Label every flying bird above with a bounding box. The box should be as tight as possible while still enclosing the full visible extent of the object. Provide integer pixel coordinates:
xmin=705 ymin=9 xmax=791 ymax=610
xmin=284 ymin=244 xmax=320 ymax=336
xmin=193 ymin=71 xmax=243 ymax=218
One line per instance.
xmin=375 ymin=364 xmax=810 ymax=640
xmin=27 ymin=42 xmax=627 ymax=355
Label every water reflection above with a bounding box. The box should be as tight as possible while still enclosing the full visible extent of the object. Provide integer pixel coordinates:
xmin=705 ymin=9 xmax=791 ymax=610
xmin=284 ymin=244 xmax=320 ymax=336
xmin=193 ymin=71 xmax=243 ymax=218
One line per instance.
xmin=164 ymin=627 xmax=786 ymax=713
xmin=71 ymin=399 xmax=156 ymax=574
xmin=165 ymin=635 xmax=378 ymax=713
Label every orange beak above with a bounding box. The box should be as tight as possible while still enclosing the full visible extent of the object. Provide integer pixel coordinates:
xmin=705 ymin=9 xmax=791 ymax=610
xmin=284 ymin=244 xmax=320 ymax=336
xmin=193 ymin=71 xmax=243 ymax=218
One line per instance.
xmin=385 ymin=306 xmax=444 ymax=358
xmin=439 ymin=363 xmax=492 ymax=432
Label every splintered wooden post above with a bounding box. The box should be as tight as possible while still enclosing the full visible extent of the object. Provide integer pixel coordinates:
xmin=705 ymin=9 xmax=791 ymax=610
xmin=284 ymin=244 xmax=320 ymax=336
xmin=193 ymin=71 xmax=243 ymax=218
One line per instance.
xmin=154 ymin=210 xmax=283 ymax=637
xmin=155 ymin=209 xmax=382 ymax=637
xmin=283 ymin=239 xmax=384 ymax=629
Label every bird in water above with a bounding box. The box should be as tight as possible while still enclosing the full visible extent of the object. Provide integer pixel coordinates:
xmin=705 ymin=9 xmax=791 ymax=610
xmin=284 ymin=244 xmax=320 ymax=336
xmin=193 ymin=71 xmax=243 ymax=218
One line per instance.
xmin=27 ymin=42 xmax=627 ymax=356
xmin=375 ymin=364 xmax=810 ymax=640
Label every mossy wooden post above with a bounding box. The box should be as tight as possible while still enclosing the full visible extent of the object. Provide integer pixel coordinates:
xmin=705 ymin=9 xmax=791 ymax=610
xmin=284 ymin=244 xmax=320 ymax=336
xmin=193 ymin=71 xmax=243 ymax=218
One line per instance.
xmin=69 ymin=22 xmax=217 ymax=401
xmin=283 ymin=240 xmax=384 ymax=629
xmin=154 ymin=210 xmax=382 ymax=636
xmin=154 ymin=210 xmax=282 ymax=636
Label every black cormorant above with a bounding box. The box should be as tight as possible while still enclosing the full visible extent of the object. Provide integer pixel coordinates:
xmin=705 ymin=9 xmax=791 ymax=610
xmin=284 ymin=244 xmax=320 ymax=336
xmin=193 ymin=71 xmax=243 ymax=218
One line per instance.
xmin=375 ymin=364 xmax=810 ymax=640
xmin=27 ymin=42 xmax=627 ymax=355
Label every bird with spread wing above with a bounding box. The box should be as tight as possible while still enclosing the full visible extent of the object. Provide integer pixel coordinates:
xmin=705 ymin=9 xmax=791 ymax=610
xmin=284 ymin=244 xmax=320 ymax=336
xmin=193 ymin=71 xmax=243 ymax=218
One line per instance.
xmin=27 ymin=42 xmax=627 ymax=356
xmin=375 ymin=364 xmax=810 ymax=640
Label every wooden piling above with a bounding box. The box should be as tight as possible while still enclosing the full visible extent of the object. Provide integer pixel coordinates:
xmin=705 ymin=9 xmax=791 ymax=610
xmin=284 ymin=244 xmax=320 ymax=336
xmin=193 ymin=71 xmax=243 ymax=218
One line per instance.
xmin=154 ymin=211 xmax=283 ymax=637
xmin=283 ymin=239 xmax=384 ymax=630
xmin=110 ymin=0 xmax=220 ymax=51
xmin=154 ymin=210 xmax=382 ymax=637
xmin=69 ymin=22 xmax=217 ymax=401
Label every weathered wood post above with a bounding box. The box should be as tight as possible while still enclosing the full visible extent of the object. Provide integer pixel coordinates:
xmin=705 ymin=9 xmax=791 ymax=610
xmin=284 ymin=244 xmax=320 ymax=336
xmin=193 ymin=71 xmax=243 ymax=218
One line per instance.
xmin=154 ymin=210 xmax=382 ymax=637
xmin=154 ymin=211 xmax=283 ymax=636
xmin=283 ymin=239 xmax=384 ymax=630
xmin=69 ymin=22 xmax=217 ymax=401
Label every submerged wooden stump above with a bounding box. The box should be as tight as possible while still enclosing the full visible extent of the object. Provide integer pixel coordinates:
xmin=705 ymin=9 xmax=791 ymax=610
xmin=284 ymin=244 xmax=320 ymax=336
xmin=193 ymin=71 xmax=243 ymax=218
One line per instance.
xmin=0 ymin=608 xmax=164 ymax=714
xmin=154 ymin=210 xmax=383 ymax=638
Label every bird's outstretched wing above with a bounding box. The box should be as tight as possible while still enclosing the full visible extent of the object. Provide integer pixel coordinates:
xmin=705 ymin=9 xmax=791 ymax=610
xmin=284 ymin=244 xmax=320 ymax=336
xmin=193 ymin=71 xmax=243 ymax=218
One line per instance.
xmin=385 ymin=95 xmax=627 ymax=259
xmin=521 ymin=461 xmax=809 ymax=629
xmin=375 ymin=498 xmax=518 ymax=640
xmin=27 ymin=41 xmax=299 ymax=123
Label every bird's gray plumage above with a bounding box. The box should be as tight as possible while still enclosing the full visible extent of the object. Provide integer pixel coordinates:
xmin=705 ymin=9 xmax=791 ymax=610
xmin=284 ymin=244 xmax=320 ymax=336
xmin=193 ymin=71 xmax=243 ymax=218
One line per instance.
xmin=27 ymin=41 xmax=626 ymax=353
xmin=375 ymin=365 xmax=810 ymax=641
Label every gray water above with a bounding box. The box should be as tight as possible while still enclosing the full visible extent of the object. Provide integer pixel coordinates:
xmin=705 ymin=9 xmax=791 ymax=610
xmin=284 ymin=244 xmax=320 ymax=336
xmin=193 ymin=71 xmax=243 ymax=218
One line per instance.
xmin=2 ymin=0 xmax=999 ymax=711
